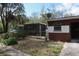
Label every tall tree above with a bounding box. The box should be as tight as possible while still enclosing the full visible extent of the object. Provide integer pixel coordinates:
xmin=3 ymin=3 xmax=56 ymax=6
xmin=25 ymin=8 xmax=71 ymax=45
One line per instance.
xmin=46 ymin=3 xmax=74 ymax=19
xmin=40 ymin=5 xmax=48 ymax=24
xmin=40 ymin=3 xmax=76 ymax=24
xmin=29 ymin=12 xmax=41 ymax=23
xmin=16 ymin=14 xmax=29 ymax=24
xmin=0 ymin=3 xmax=25 ymax=33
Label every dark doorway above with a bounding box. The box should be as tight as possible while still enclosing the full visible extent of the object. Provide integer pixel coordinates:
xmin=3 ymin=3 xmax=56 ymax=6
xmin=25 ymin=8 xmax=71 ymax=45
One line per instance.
xmin=70 ymin=22 xmax=79 ymax=39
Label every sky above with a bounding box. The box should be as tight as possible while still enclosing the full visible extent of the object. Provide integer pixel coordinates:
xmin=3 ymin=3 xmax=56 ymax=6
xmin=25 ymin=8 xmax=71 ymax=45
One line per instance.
xmin=24 ymin=3 xmax=79 ymax=17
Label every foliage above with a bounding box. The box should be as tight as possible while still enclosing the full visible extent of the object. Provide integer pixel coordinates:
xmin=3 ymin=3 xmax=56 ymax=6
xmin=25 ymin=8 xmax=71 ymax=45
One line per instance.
xmin=1 ymin=32 xmax=15 ymax=39
xmin=46 ymin=13 xmax=52 ymax=18
xmin=29 ymin=16 xmax=41 ymax=23
xmin=0 ymin=3 xmax=25 ymax=33
xmin=1 ymin=32 xmax=27 ymax=40
xmin=16 ymin=14 xmax=29 ymax=25
xmin=0 ymin=21 xmax=3 ymax=33
xmin=39 ymin=4 xmax=75 ymax=24
xmin=1 ymin=33 xmax=9 ymax=39
xmin=0 ymin=20 xmax=3 ymax=33
xmin=15 ymin=31 xmax=27 ymax=38
xmin=52 ymin=45 xmax=63 ymax=56
xmin=2 ymin=38 xmax=17 ymax=46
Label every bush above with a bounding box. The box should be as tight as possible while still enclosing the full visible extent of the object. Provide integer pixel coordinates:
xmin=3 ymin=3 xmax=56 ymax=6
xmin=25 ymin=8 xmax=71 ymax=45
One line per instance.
xmin=1 ymin=32 xmax=26 ymax=39
xmin=1 ymin=30 xmax=28 ymax=41
xmin=15 ymin=31 xmax=28 ymax=38
xmin=7 ymin=32 xmax=16 ymax=38
xmin=1 ymin=33 xmax=9 ymax=39
xmin=1 ymin=32 xmax=15 ymax=39
xmin=15 ymin=32 xmax=25 ymax=37
xmin=2 ymin=38 xmax=17 ymax=46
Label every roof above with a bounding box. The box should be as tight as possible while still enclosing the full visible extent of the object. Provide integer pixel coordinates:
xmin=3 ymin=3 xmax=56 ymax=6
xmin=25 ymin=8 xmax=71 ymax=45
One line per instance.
xmin=24 ymin=23 xmax=47 ymax=25
xmin=17 ymin=25 xmax=24 ymax=27
xmin=48 ymin=16 xmax=79 ymax=21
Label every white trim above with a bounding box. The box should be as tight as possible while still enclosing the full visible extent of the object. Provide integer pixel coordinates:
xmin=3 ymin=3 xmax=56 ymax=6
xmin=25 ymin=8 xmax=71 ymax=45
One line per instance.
xmin=48 ymin=32 xmax=69 ymax=33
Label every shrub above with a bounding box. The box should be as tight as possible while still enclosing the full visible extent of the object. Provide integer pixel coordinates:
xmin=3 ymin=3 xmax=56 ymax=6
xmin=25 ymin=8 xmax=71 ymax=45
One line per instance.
xmin=15 ymin=32 xmax=25 ymax=37
xmin=1 ymin=33 xmax=9 ymax=39
xmin=2 ymin=38 xmax=17 ymax=46
xmin=7 ymin=32 xmax=16 ymax=38
xmin=1 ymin=30 xmax=28 ymax=41
xmin=1 ymin=32 xmax=15 ymax=39
xmin=15 ymin=31 xmax=28 ymax=38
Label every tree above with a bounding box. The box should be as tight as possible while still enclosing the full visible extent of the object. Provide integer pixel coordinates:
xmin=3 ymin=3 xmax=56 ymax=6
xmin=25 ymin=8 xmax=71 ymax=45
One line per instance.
xmin=0 ymin=3 xmax=25 ymax=33
xmin=40 ymin=5 xmax=48 ymax=24
xmin=62 ymin=3 xmax=74 ymax=17
xmin=46 ymin=3 xmax=74 ymax=19
xmin=16 ymin=14 xmax=29 ymax=24
xmin=40 ymin=3 xmax=76 ymax=23
xmin=28 ymin=12 xmax=41 ymax=23
xmin=40 ymin=4 xmax=61 ymax=23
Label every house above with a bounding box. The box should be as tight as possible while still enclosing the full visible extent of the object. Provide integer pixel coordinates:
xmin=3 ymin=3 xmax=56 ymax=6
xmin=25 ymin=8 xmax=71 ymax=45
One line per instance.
xmin=47 ymin=16 xmax=79 ymax=42
xmin=24 ymin=23 xmax=47 ymax=36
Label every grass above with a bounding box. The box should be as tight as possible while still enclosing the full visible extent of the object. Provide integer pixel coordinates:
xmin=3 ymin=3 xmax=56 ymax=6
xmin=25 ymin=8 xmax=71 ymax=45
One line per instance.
xmin=12 ymin=36 xmax=64 ymax=56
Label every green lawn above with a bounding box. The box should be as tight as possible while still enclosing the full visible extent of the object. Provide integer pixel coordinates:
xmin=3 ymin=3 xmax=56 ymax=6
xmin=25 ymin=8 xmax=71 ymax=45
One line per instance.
xmin=13 ymin=37 xmax=64 ymax=56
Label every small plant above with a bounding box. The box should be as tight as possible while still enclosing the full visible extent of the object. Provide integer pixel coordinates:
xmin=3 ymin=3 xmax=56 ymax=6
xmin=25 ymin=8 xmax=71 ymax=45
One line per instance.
xmin=2 ymin=38 xmax=17 ymax=46
xmin=52 ymin=46 xmax=63 ymax=56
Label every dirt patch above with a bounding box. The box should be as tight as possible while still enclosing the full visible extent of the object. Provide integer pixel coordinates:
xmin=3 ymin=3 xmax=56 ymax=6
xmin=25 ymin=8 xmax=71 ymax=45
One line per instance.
xmin=12 ymin=36 xmax=63 ymax=56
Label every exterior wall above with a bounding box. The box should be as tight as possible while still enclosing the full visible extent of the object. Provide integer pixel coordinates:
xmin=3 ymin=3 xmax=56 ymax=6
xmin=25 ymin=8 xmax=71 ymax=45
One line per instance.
xmin=47 ymin=18 xmax=79 ymax=42
xmin=61 ymin=25 xmax=70 ymax=33
xmin=48 ymin=33 xmax=71 ymax=42
xmin=48 ymin=25 xmax=70 ymax=33
xmin=47 ymin=25 xmax=71 ymax=42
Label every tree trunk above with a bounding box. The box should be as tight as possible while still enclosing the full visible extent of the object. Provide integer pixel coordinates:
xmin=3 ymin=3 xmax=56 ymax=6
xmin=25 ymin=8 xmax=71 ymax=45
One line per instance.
xmin=0 ymin=6 xmax=8 ymax=33
xmin=1 ymin=15 xmax=6 ymax=33
xmin=5 ymin=16 xmax=9 ymax=33
xmin=1 ymin=13 xmax=8 ymax=33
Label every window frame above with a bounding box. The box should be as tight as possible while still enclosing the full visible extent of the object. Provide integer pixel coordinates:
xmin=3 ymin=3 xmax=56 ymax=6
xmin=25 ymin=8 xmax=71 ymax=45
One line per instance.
xmin=54 ymin=25 xmax=61 ymax=31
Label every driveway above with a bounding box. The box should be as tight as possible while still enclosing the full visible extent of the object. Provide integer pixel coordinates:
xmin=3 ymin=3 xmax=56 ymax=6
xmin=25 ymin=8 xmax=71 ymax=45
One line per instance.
xmin=60 ymin=43 xmax=79 ymax=56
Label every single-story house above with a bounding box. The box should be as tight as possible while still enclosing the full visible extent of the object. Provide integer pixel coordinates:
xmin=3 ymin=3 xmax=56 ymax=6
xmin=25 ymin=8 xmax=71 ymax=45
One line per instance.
xmin=47 ymin=16 xmax=79 ymax=42
xmin=24 ymin=23 xmax=47 ymax=36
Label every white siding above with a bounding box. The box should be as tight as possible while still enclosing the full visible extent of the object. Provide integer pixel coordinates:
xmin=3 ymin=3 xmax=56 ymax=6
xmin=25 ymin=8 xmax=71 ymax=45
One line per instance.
xmin=48 ymin=25 xmax=70 ymax=33
xmin=61 ymin=25 xmax=70 ymax=33
xmin=48 ymin=26 xmax=54 ymax=32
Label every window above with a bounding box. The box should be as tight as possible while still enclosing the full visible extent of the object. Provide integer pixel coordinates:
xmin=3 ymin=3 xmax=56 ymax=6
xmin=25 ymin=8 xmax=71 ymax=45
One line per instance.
xmin=54 ymin=25 xmax=61 ymax=31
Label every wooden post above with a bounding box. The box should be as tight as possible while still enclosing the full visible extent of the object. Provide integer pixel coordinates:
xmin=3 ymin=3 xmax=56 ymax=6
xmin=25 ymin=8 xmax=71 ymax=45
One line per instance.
xmin=45 ymin=22 xmax=49 ymax=42
xmin=39 ymin=24 xmax=41 ymax=36
xmin=46 ymin=24 xmax=49 ymax=40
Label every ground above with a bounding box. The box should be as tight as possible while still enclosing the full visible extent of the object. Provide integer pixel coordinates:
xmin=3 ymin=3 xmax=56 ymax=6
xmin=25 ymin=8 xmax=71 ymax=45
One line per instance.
xmin=60 ymin=43 xmax=79 ymax=56
xmin=12 ymin=36 xmax=63 ymax=56
xmin=0 ymin=43 xmax=30 ymax=56
xmin=0 ymin=36 xmax=63 ymax=56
